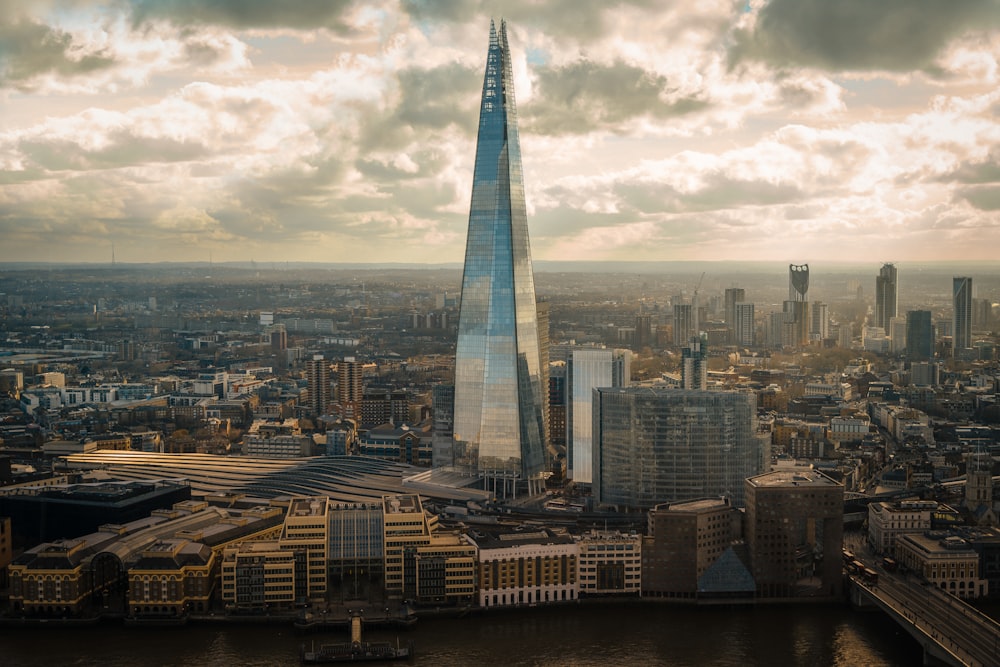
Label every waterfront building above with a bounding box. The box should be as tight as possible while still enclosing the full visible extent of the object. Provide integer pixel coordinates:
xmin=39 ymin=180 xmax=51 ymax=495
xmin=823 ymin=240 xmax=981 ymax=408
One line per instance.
xmin=128 ymin=539 xmax=215 ymax=616
xmin=453 ymin=20 xmax=546 ymax=495
xmin=575 ymin=531 xmax=642 ymax=596
xmin=327 ymin=501 xmax=384 ymax=578
xmin=868 ymin=499 xmax=936 ymax=555
xmin=567 ymin=347 xmax=630 ymax=484
xmin=382 ymin=494 xmax=476 ymax=604
xmin=470 ymin=527 xmax=578 ymax=608
xmin=282 ymin=497 xmax=329 ymax=596
xmin=875 ymin=263 xmax=897 ymax=334
xmin=641 ymin=498 xmax=748 ymax=599
xmin=953 ymin=277 xmax=973 ymax=357
xmin=221 ymin=540 xmax=307 ymax=610
xmin=895 ymin=531 xmax=987 ymax=599
xmin=906 ymin=310 xmax=935 ymax=361
xmin=593 ymin=388 xmax=765 ymax=510
xmin=744 ymin=469 xmax=843 ymax=598
xmin=0 ymin=516 xmax=10 ymax=590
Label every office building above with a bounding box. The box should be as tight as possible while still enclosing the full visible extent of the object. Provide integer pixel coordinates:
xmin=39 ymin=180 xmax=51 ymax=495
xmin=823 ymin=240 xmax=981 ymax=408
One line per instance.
xmin=906 ymin=310 xmax=934 ymax=361
xmin=953 ymin=277 xmax=973 ymax=356
xmin=895 ymin=531 xmax=987 ymax=599
xmin=642 ymin=498 xmax=749 ymax=599
xmin=810 ymin=301 xmax=828 ymax=341
xmin=745 ymin=469 xmax=843 ymax=598
xmin=868 ymin=499 xmax=936 ymax=555
xmin=593 ymin=388 xmax=765 ymax=510
xmin=734 ymin=302 xmax=755 ymax=347
xmin=576 ymin=531 xmax=642 ymax=596
xmin=724 ymin=288 xmax=746 ymax=332
xmin=567 ymin=347 xmax=630 ymax=484
xmin=470 ymin=527 xmax=578 ymax=608
xmin=453 ymin=21 xmax=546 ymax=494
xmin=431 ymin=384 xmax=455 ymax=468
xmin=875 ymin=263 xmax=898 ymax=334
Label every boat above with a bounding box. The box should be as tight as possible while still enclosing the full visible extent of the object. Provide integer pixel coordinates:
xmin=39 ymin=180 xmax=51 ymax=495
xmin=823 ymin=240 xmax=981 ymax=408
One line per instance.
xmin=300 ymin=639 xmax=412 ymax=663
xmin=300 ymin=613 xmax=412 ymax=663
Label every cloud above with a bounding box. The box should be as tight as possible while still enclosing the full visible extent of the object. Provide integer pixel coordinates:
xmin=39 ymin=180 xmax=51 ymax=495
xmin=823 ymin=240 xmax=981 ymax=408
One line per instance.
xmin=0 ymin=17 xmax=116 ymax=90
xmin=128 ymin=0 xmax=357 ymax=31
xmin=730 ymin=0 xmax=1000 ymax=72
xmin=522 ymin=59 xmax=708 ymax=135
xmin=958 ymin=185 xmax=1000 ymax=209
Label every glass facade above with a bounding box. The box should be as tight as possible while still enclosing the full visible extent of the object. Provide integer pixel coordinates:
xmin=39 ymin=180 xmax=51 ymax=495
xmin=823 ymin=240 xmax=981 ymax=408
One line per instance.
xmin=593 ymin=388 xmax=763 ymax=509
xmin=567 ymin=348 xmax=630 ymax=484
xmin=454 ymin=21 xmax=545 ymax=482
xmin=953 ymin=276 xmax=973 ymax=354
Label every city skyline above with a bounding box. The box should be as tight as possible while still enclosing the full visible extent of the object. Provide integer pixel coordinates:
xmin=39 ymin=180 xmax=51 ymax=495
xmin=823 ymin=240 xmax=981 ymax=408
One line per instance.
xmin=3 ymin=3 xmax=1000 ymax=264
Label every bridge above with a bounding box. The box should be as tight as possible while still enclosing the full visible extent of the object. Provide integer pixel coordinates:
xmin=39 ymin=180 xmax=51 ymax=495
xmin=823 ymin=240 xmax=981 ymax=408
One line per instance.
xmin=848 ymin=570 xmax=1000 ymax=666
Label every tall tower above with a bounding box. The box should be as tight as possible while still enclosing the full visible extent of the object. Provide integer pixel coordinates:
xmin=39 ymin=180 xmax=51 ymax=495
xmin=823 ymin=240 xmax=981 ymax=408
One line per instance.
xmin=454 ymin=20 xmax=546 ymax=494
xmin=875 ymin=263 xmax=897 ymax=334
xmin=953 ymin=276 xmax=973 ymax=357
xmin=566 ymin=347 xmax=630 ymax=484
xmin=305 ymin=357 xmax=330 ymax=417
xmin=724 ymin=288 xmax=745 ymax=333
xmin=788 ymin=264 xmax=809 ymax=302
xmin=906 ymin=310 xmax=934 ymax=361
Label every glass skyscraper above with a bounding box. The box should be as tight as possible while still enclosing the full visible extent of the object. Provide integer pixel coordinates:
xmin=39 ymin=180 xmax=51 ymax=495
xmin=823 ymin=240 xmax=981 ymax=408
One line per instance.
xmin=953 ymin=276 xmax=973 ymax=356
xmin=453 ymin=20 xmax=545 ymax=494
xmin=875 ymin=263 xmax=897 ymax=334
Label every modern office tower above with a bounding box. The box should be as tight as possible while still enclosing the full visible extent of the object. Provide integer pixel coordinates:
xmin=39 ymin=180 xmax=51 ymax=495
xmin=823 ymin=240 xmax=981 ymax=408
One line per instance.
xmin=724 ymin=288 xmax=745 ymax=331
xmin=673 ymin=303 xmax=694 ymax=347
xmin=548 ymin=362 xmax=568 ymax=455
xmin=327 ymin=501 xmax=384 ymax=581
xmin=906 ymin=310 xmax=934 ymax=361
xmin=634 ymin=314 xmax=652 ymax=349
xmin=810 ymin=301 xmax=828 ymax=340
xmin=593 ymin=388 xmax=764 ymax=510
xmin=744 ymin=470 xmax=843 ymax=598
xmin=953 ymin=277 xmax=973 ymax=356
xmin=335 ymin=357 xmax=363 ymax=415
xmin=305 ymin=357 xmax=330 ymax=416
xmin=875 ymin=263 xmax=898 ymax=334
xmin=453 ymin=21 xmax=546 ymax=494
xmin=734 ymin=302 xmax=755 ymax=347
xmin=681 ymin=337 xmax=707 ymax=390
xmin=431 ymin=384 xmax=455 ymax=468
xmin=910 ymin=361 xmax=940 ymax=386
xmin=973 ymin=298 xmax=992 ymax=327
xmin=889 ymin=316 xmax=907 ymax=356
xmin=788 ymin=264 xmax=809 ymax=302
xmin=567 ymin=348 xmax=630 ymax=484
xmin=537 ymin=300 xmax=550 ymax=460
xmin=782 ymin=300 xmax=810 ymax=347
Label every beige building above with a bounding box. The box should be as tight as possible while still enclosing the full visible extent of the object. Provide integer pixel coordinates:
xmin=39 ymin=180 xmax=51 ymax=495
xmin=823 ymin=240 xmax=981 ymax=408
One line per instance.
xmin=867 ymin=500 xmax=936 ymax=555
xmin=576 ymin=531 xmax=641 ymax=595
xmin=470 ymin=527 xmax=577 ymax=608
xmin=221 ymin=540 xmax=307 ymax=609
xmin=895 ymin=532 xmax=987 ymax=599
xmin=128 ymin=539 xmax=215 ymax=616
xmin=281 ymin=497 xmax=329 ymax=596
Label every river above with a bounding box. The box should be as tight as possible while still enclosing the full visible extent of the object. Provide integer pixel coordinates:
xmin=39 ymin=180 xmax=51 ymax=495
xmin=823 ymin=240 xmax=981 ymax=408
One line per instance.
xmin=2 ymin=601 xmax=928 ymax=666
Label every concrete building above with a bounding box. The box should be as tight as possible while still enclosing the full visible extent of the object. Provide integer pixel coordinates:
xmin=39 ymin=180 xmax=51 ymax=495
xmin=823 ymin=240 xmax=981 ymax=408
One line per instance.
xmin=745 ymin=469 xmax=843 ymax=598
xmin=305 ymin=357 xmax=330 ymax=417
xmin=282 ymin=497 xmax=329 ymax=597
xmin=641 ymin=498 xmax=747 ymax=599
xmin=734 ymin=302 xmax=755 ymax=347
xmin=868 ymin=499 xmax=936 ymax=555
xmin=906 ymin=310 xmax=935 ymax=362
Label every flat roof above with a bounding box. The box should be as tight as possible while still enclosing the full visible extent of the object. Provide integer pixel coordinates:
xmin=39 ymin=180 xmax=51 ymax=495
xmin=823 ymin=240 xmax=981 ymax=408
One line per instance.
xmin=746 ymin=470 xmax=841 ymax=488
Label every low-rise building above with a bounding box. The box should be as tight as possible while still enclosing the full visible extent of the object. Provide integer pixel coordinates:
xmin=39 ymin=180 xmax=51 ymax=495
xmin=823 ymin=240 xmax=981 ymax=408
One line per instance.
xmin=469 ymin=527 xmax=578 ymax=608
xmin=128 ymin=539 xmax=215 ymax=616
xmin=895 ymin=531 xmax=988 ymax=599
xmin=576 ymin=531 xmax=641 ymax=596
xmin=868 ymin=500 xmax=936 ymax=555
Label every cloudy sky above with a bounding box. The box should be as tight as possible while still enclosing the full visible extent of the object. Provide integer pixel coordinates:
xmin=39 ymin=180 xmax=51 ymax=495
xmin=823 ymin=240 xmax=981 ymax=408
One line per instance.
xmin=2 ymin=1 xmax=1000 ymax=265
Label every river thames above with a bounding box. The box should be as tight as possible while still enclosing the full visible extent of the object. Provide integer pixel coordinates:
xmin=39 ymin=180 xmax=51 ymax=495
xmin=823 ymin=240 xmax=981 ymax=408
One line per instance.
xmin=3 ymin=601 xmax=929 ymax=666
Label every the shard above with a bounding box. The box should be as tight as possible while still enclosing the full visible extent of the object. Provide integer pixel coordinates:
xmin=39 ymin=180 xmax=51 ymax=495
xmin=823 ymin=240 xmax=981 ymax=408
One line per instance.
xmin=453 ymin=20 xmax=545 ymax=495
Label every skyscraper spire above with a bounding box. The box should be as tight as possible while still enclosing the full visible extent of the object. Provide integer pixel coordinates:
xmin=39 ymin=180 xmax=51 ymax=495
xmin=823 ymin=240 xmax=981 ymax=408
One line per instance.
xmin=453 ymin=20 xmax=545 ymax=496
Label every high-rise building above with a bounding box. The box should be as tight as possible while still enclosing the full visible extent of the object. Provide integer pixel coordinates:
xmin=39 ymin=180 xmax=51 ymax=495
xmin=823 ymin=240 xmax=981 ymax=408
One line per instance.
xmin=431 ymin=384 xmax=455 ymax=468
xmin=888 ymin=316 xmax=907 ymax=356
xmin=537 ymin=300 xmax=551 ymax=462
xmin=788 ymin=264 xmax=809 ymax=302
xmin=673 ymin=304 xmax=694 ymax=347
xmin=906 ymin=310 xmax=934 ymax=361
xmin=953 ymin=276 xmax=973 ymax=356
xmin=810 ymin=301 xmax=828 ymax=340
xmin=453 ymin=21 xmax=546 ymax=494
xmin=782 ymin=300 xmax=810 ymax=347
xmin=680 ymin=337 xmax=707 ymax=390
xmin=734 ymin=302 xmax=755 ymax=347
xmin=305 ymin=357 xmax=330 ymax=416
xmin=634 ymin=314 xmax=652 ymax=349
xmin=724 ymin=288 xmax=746 ymax=332
xmin=335 ymin=357 xmax=363 ymax=416
xmin=567 ymin=347 xmax=630 ymax=484
xmin=875 ymin=263 xmax=897 ymax=334
xmin=593 ymin=388 xmax=766 ymax=509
